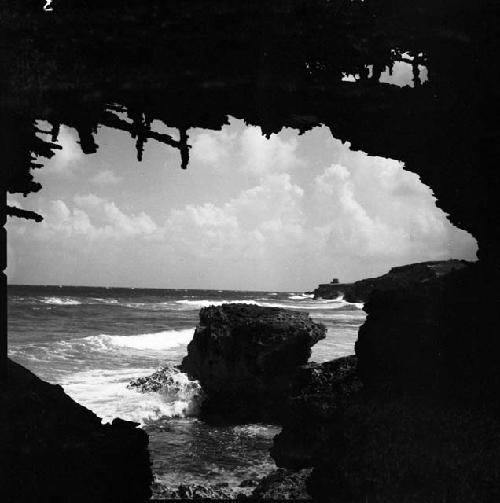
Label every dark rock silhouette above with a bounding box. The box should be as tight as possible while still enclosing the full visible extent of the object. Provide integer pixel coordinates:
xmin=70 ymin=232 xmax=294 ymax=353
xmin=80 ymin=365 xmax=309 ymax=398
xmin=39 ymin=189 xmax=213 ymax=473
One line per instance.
xmin=180 ymin=303 xmax=326 ymax=423
xmin=271 ymin=356 xmax=361 ymax=470
xmin=273 ymin=263 xmax=500 ymax=502
xmin=0 ymin=359 xmax=152 ymax=503
xmin=356 ymin=261 xmax=500 ymax=397
xmin=313 ymin=259 xmax=468 ymax=301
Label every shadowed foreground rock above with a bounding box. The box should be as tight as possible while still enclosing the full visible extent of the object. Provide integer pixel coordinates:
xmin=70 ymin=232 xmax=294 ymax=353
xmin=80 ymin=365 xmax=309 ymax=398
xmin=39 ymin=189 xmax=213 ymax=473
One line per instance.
xmin=181 ymin=303 xmax=326 ymax=423
xmin=250 ymin=468 xmax=313 ymax=500
xmin=272 ymin=264 xmax=500 ymax=502
xmin=0 ymin=360 xmax=152 ymax=503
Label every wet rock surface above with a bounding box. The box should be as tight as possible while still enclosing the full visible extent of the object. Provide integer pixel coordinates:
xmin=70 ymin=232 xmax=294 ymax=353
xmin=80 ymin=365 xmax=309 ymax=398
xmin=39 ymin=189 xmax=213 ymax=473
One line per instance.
xmin=152 ymin=481 xmax=247 ymax=499
xmin=250 ymin=468 xmax=313 ymax=500
xmin=181 ymin=303 xmax=326 ymax=423
xmin=0 ymin=359 xmax=152 ymax=503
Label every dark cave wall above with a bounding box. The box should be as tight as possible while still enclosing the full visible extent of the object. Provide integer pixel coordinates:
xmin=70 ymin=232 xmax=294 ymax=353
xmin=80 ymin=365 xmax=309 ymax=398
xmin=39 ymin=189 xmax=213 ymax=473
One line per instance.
xmin=2 ymin=0 xmax=498 ymax=261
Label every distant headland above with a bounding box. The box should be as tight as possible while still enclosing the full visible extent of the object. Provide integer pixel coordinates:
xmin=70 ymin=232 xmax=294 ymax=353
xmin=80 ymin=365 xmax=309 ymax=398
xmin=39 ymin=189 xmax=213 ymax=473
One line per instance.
xmin=312 ymin=259 xmax=469 ymax=302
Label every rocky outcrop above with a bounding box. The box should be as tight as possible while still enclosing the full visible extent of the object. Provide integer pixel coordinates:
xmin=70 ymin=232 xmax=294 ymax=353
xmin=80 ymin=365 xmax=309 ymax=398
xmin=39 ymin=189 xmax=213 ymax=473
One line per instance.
xmin=152 ymin=482 xmax=244 ymax=499
xmin=0 ymin=359 xmax=152 ymax=503
xmin=313 ymin=281 xmax=356 ymax=301
xmin=250 ymin=468 xmax=313 ymax=500
xmin=356 ymin=261 xmax=499 ymax=396
xmin=180 ymin=303 xmax=326 ymax=423
xmin=271 ymin=356 xmax=361 ymax=470
xmin=272 ymin=262 xmax=500 ymax=503
xmin=313 ymin=259 xmax=468 ymax=301
xmin=128 ymin=364 xmax=203 ymax=417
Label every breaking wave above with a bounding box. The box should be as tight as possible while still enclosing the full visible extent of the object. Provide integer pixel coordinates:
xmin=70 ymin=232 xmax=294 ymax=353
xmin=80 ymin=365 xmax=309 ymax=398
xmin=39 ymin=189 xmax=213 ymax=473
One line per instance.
xmin=40 ymin=296 xmax=82 ymax=305
xmin=83 ymin=329 xmax=195 ymax=351
xmin=61 ymin=367 xmax=202 ymax=425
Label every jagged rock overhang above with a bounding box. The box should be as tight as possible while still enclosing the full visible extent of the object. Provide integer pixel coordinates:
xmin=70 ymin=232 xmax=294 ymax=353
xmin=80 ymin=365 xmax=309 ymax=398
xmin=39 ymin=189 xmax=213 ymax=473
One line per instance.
xmin=2 ymin=0 xmax=498 ymax=252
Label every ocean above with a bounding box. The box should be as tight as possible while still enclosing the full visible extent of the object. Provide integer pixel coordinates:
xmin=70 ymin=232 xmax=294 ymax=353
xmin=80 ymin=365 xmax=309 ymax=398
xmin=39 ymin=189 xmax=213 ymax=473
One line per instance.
xmin=7 ymin=285 xmax=365 ymax=494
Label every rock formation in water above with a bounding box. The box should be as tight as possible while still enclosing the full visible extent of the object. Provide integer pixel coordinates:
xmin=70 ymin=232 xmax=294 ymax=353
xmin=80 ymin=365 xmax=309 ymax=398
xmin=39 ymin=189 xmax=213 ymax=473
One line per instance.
xmin=272 ymin=262 xmax=500 ymax=502
xmin=313 ymin=259 xmax=468 ymax=301
xmin=128 ymin=364 xmax=203 ymax=417
xmin=0 ymin=359 xmax=152 ymax=502
xmin=180 ymin=303 xmax=326 ymax=423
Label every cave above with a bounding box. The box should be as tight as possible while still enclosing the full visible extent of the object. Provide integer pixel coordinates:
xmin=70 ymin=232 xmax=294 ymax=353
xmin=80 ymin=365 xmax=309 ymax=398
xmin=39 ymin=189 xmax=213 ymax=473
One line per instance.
xmin=1 ymin=1 xmax=500 ymax=502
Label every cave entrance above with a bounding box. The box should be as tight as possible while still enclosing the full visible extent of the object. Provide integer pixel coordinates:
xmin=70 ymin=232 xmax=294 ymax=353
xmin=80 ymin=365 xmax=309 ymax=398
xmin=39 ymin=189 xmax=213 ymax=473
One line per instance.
xmin=5 ymin=116 xmax=477 ymax=496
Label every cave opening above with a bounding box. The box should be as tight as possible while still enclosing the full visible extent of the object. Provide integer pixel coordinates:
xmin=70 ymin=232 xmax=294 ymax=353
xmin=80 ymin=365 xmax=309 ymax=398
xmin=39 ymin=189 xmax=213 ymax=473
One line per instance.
xmin=2 ymin=1 xmax=500 ymax=501
xmin=6 ymin=116 xmax=478 ymax=497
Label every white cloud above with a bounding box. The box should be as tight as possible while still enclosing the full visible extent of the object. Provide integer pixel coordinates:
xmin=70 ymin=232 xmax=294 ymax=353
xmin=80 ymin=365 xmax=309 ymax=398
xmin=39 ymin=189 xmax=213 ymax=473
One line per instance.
xmin=191 ymin=129 xmax=236 ymax=166
xmin=21 ymin=195 xmax=158 ymax=242
xmin=239 ymin=126 xmax=300 ymax=176
xmin=90 ymin=169 xmax=121 ymax=186
xmin=42 ymin=126 xmax=84 ymax=175
xmin=379 ymin=61 xmax=428 ymax=88
xmin=308 ymin=159 xmax=474 ymax=265
xmin=74 ymin=193 xmax=104 ymax=208
xmin=7 ymin=121 xmax=477 ymax=289
xmin=190 ymin=120 xmax=301 ymax=178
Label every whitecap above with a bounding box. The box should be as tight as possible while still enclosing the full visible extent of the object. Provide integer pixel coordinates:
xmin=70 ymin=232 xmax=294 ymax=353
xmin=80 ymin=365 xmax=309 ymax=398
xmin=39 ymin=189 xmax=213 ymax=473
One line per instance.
xmin=40 ymin=296 xmax=82 ymax=306
xmin=83 ymin=328 xmax=195 ymax=351
xmin=175 ymin=299 xmax=259 ymax=309
xmin=288 ymin=293 xmax=314 ymax=300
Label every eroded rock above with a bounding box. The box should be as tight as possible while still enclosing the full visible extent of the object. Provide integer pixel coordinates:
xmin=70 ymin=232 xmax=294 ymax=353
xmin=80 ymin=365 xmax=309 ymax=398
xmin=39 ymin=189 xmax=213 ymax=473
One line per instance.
xmin=250 ymin=468 xmax=313 ymax=500
xmin=181 ymin=303 xmax=326 ymax=423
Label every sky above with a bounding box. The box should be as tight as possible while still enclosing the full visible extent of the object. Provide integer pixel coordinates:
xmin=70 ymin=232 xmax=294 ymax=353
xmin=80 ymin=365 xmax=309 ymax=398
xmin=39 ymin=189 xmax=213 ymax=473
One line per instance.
xmin=5 ymin=62 xmax=477 ymax=291
xmin=6 ymin=112 xmax=477 ymax=291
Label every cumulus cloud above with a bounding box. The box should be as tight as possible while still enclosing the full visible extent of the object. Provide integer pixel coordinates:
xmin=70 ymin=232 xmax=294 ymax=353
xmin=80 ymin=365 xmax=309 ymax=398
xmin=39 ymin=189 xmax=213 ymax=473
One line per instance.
xmin=90 ymin=169 xmax=121 ymax=185
xmin=239 ymin=127 xmax=301 ymax=176
xmin=191 ymin=128 xmax=237 ymax=166
xmin=7 ymin=121 xmax=478 ymax=289
xmin=379 ymin=61 xmax=428 ymax=88
xmin=191 ymin=120 xmax=301 ymax=178
xmin=41 ymin=126 xmax=84 ymax=175
xmin=20 ymin=194 xmax=158 ymax=242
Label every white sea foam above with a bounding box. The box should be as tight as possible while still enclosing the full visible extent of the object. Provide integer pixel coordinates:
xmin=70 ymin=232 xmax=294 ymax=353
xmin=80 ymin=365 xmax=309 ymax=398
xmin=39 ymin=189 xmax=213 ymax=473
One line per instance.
xmin=175 ymin=299 xmax=259 ymax=309
xmin=83 ymin=328 xmax=195 ymax=351
xmin=310 ymin=312 xmax=365 ymax=321
xmin=174 ymin=297 xmax=361 ymax=311
xmin=288 ymin=294 xmax=314 ymax=300
xmin=91 ymin=297 xmax=119 ymax=305
xmin=60 ymin=367 xmax=201 ymax=425
xmin=40 ymin=296 xmax=82 ymax=305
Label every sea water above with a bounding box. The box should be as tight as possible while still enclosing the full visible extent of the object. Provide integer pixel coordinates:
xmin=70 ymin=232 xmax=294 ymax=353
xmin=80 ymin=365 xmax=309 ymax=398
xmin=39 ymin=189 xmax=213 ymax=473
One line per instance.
xmin=8 ymin=285 xmax=365 ymax=493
